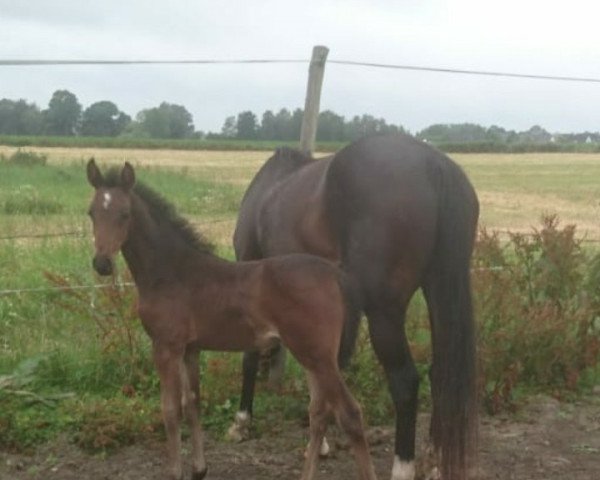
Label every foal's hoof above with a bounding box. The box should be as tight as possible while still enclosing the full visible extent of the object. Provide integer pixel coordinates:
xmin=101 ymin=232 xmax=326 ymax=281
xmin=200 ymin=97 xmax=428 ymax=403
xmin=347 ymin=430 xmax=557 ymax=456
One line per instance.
xmin=192 ymin=467 xmax=208 ymax=480
xmin=226 ymin=411 xmax=251 ymax=442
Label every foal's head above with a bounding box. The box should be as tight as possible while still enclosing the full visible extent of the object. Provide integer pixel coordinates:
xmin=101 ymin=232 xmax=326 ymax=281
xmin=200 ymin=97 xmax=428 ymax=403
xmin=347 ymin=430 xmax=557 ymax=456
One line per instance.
xmin=86 ymin=159 xmax=135 ymax=276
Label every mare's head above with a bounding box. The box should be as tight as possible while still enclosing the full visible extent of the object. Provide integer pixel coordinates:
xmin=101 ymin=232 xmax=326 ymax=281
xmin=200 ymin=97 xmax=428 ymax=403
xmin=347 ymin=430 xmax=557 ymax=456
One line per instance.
xmin=86 ymin=159 xmax=135 ymax=276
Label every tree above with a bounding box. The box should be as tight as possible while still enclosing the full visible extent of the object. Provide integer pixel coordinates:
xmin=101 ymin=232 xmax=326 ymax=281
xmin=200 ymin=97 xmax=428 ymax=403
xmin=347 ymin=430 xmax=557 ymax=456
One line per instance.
xmin=136 ymin=102 xmax=194 ymax=139
xmin=259 ymin=110 xmax=277 ymax=140
xmin=0 ymin=99 xmax=43 ymax=135
xmin=236 ymin=111 xmax=258 ymax=139
xmin=519 ymin=125 xmax=552 ymax=144
xmin=317 ymin=110 xmax=345 ymax=141
xmin=289 ymin=108 xmax=304 ymax=141
xmin=221 ymin=116 xmax=237 ymax=138
xmin=345 ymin=114 xmax=403 ymax=140
xmin=81 ymin=101 xmax=131 ymax=137
xmin=43 ymin=90 xmax=82 ymax=135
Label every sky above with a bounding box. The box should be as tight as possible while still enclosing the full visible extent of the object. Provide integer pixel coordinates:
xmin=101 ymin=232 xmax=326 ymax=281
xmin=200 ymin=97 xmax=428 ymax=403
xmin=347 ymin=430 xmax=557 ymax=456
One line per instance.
xmin=0 ymin=0 xmax=599 ymax=134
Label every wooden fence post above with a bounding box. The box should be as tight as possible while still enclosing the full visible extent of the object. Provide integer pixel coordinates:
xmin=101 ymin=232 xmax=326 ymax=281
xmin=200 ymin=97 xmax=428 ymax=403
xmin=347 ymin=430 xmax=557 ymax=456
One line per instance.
xmin=300 ymin=45 xmax=329 ymax=155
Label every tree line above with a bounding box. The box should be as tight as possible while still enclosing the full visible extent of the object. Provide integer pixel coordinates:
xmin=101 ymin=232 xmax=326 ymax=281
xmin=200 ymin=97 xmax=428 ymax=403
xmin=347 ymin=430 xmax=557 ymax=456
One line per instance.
xmin=1 ymin=89 xmax=598 ymax=145
xmin=0 ymin=90 xmax=196 ymax=139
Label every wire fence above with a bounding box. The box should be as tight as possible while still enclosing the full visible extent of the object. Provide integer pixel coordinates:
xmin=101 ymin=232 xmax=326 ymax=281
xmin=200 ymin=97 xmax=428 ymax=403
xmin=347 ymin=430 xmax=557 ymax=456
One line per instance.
xmin=0 ymin=219 xmax=233 ymax=241
xmin=2 ymin=58 xmax=600 ymax=84
xmin=2 ymin=225 xmax=599 ymax=243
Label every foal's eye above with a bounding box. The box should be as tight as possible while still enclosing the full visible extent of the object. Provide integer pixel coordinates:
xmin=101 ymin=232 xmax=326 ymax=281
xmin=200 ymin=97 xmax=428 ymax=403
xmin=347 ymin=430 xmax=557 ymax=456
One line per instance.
xmin=118 ymin=211 xmax=131 ymax=222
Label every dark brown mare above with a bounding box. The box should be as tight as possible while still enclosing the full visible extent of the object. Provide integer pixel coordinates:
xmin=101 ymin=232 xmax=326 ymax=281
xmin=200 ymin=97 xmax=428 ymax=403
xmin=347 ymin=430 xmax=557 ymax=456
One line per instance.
xmin=229 ymin=133 xmax=479 ymax=480
xmin=86 ymin=159 xmax=377 ymax=480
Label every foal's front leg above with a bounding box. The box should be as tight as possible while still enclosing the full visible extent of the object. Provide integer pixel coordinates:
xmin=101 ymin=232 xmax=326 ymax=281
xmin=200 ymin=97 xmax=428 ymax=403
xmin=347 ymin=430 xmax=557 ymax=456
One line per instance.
xmin=154 ymin=345 xmax=184 ymax=480
xmin=183 ymin=347 xmax=207 ymax=479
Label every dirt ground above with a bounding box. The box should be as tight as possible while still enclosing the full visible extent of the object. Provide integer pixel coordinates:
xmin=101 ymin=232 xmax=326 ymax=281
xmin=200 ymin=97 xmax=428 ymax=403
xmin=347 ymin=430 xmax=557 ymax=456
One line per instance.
xmin=1 ymin=394 xmax=598 ymax=480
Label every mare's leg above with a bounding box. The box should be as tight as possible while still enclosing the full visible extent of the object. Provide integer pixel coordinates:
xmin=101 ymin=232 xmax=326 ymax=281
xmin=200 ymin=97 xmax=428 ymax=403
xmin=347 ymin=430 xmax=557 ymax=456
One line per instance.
xmin=182 ymin=347 xmax=207 ymax=480
xmin=267 ymin=343 xmax=287 ymax=387
xmin=367 ymin=305 xmax=419 ymax=480
xmin=227 ymin=350 xmax=259 ymax=441
xmin=153 ymin=344 xmax=184 ymax=480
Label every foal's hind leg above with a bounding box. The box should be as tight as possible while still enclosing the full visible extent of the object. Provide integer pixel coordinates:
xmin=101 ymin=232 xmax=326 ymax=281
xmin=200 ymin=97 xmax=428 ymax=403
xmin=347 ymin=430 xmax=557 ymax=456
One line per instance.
xmin=305 ymin=370 xmax=377 ymax=480
xmin=331 ymin=379 xmax=377 ymax=480
xmin=183 ymin=347 xmax=207 ymax=479
xmin=301 ymin=373 xmax=331 ymax=480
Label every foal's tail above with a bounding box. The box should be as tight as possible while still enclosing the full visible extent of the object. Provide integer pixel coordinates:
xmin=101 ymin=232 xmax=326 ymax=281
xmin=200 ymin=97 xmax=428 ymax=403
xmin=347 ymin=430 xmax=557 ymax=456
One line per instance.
xmin=425 ymin=157 xmax=479 ymax=480
xmin=337 ymin=271 xmax=363 ymax=369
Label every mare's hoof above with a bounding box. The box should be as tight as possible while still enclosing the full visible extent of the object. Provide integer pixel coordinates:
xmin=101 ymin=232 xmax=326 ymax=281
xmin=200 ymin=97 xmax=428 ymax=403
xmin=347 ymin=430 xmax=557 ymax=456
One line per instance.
xmin=303 ymin=437 xmax=331 ymax=459
xmin=192 ymin=467 xmax=208 ymax=480
xmin=226 ymin=411 xmax=251 ymax=442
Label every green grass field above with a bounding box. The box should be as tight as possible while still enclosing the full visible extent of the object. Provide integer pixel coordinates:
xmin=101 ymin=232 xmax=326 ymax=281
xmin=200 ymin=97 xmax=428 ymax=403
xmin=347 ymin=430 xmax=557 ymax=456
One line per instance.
xmin=0 ymin=147 xmax=598 ymax=452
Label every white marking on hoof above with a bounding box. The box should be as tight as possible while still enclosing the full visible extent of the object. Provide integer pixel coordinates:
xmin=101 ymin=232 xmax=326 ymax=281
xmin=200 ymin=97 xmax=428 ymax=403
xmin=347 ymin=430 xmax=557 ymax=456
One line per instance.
xmin=424 ymin=466 xmax=440 ymax=480
xmin=319 ymin=437 xmax=330 ymax=457
xmin=226 ymin=411 xmax=251 ymax=442
xmin=102 ymin=192 xmax=112 ymax=209
xmin=391 ymin=456 xmax=415 ymax=480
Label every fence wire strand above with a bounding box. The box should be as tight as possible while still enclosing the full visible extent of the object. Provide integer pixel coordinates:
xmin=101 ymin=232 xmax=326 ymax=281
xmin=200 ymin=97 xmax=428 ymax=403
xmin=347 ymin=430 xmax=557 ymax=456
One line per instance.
xmin=1 ymin=57 xmax=599 ymax=84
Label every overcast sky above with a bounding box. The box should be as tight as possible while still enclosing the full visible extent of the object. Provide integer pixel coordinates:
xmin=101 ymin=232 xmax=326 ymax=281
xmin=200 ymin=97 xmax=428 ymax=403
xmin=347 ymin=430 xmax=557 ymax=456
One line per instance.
xmin=1 ymin=0 xmax=598 ymax=134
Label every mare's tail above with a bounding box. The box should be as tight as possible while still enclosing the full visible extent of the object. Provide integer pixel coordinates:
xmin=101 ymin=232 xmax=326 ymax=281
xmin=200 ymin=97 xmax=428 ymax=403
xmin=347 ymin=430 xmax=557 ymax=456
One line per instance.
xmin=425 ymin=156 xmax=479 ymax=480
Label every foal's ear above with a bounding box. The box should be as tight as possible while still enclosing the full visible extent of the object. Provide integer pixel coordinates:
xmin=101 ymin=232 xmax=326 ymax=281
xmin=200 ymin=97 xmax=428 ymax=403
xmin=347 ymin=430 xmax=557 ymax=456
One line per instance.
xmin=120 ymin=162 xmax=136 ymax=192
xmin=86 ymin=158 xmax=103 ymax=188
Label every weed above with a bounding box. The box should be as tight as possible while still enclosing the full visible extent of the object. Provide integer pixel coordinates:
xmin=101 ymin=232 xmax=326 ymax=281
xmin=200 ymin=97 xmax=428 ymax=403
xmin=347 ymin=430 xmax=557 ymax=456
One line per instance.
xmin=1 ymin=149 xmax=47 ymax=167
xmin=71 ymin=396 xmax=162 ymax=452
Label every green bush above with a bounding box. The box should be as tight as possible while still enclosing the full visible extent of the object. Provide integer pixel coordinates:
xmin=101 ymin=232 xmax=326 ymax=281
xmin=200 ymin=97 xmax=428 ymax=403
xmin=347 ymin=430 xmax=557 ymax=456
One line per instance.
xmin=473 ymin=216 xmax=600 ymax=413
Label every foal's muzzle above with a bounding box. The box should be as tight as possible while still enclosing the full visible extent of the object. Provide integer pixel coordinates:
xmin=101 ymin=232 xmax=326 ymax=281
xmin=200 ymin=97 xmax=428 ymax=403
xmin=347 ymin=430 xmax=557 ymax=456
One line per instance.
xmin=93 ymin=255 xmax=113 ymax=276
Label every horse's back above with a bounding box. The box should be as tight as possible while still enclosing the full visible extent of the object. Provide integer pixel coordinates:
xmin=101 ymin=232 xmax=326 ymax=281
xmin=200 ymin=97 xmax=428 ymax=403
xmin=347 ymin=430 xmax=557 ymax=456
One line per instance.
xmin=234 ymin=149 xmax=335 ymax=260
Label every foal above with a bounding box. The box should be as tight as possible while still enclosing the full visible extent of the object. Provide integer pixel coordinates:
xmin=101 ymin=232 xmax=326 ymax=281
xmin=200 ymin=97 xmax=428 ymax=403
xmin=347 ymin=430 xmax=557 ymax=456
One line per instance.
xmin=86 ymin=159 xmax=377 ymax=480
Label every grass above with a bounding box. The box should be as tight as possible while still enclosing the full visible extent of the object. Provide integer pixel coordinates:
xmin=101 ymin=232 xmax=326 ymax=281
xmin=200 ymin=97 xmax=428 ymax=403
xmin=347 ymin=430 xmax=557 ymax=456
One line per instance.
xmin=0 ymin=147 xmax=599 ymax=452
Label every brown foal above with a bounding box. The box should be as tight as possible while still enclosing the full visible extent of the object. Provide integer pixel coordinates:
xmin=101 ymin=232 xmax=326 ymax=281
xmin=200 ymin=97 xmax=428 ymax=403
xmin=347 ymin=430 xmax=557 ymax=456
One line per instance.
xmin=86 ymin=159 xmax=377 ymax=480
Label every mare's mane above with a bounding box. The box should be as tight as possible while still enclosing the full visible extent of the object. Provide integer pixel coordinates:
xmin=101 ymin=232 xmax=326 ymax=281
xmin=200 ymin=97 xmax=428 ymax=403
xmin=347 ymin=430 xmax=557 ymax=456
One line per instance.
xmin=102 ymin=168 xmax=214 ymax=254
xmin=262 ymin=147 xmax=314 ymax=177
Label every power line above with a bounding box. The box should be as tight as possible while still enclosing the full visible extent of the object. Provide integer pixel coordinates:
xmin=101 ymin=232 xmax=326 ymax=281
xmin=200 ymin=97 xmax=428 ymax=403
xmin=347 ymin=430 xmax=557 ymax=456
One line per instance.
xmin=0 ymin=58 xmax=599 ymax=84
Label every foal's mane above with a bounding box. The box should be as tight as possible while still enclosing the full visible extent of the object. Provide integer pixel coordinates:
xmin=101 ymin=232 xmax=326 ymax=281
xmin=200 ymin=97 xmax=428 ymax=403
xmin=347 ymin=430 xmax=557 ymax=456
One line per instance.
xmin=103 ymin=168 xmax=215 ymax=254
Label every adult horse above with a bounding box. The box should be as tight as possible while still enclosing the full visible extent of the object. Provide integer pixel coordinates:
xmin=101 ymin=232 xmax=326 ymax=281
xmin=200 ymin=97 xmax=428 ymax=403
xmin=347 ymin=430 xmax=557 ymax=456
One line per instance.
xmin=86 ymin=160 xmax=377 ymax=480
xmin=229 ymin=133 xmax=479 ymax=480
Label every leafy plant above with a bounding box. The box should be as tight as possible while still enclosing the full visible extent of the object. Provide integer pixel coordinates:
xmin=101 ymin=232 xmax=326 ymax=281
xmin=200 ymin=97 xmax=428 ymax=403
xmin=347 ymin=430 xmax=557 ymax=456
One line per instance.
xmin=473 ymin=215 xmax=600 ymax=413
